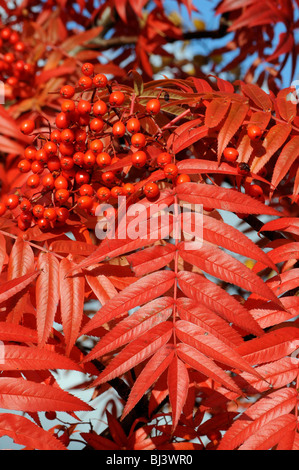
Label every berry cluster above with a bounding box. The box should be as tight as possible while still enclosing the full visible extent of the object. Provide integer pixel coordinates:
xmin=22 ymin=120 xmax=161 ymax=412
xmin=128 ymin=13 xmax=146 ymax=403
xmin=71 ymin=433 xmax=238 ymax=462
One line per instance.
xmin=0 ymin=63 xmax=194 ymax=232
xmin=0 ymin=63 xmax=266 ymax=233
xmin=0 ymin=26 xmax=35 ymax=101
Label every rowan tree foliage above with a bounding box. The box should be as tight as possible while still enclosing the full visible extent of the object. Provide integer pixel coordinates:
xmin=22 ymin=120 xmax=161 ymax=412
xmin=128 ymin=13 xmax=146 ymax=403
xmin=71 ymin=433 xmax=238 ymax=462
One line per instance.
xmin=0 ymin=0 xmax=298 ymax=451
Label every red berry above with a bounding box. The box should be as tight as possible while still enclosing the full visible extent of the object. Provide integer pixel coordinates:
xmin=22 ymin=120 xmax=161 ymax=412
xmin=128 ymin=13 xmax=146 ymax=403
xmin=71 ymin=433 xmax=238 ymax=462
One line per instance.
xmin=61 ymin=99 xmax=75 ymax=114
xmin=42 ymin=173 xmax=55 ymax=190
xmin=90 ymin=117 xmax=104 ymax=133
xmin=109 ymin=91 xmax=125 ymax=107
xmin=31 ymin=160 xmax=44 ymax=174
xmin=223 ymin=147 xmax=239 ymax=162
xmin=0 ymin=203 xmax=6 ymax=217
xmin=26 ymin=174 xmax=40 ymax=188
xmin=237 ymin=162 xmax=250 ymax=176
xmin=112 ymin=121 xmax=126 ymax=137
xmin=55 ymin=207 xmax=69 ymax=223
xmin=47 ymin=156 xmax=61 ymax=172
xmin=20 ymin=119 xmax=35 ymax=135
xmin=38 ymin=218 xmax=50 ymax=230
xmin=111 ymin=186 xmax=123 ymax=198
xmin=35 ymin=149 xmax=48 ymax=164
xmin=60 ymin=157 xmax=74 ymax=170
xmin=131 ymin=133 xmax=146 ymax=148
xmin=77 ymin=99 xmax=91 ymax=115
xmin=247 ymin=125 xmax=263 ymax=141
xmin=18 ymin=159 xmax=31 ymax=173
xmin=122 ymin=183 xmax=135 ymax=196
xmin=101 ymin=171 xmax=115 ymax=184
xmin=175 ymin=174 xmax=191 ymax=185
xmin=97 ymin=187 xmax=111 ymax=201
xmin=157 ymin=152 xmax=172 ymax=167
xmin=90 ymin=139 xmax=103 ymax=154
xmin=75 ymin=169 xmax=90 ymax=185
xmin=96 ymin=152 xmax=111 ymax=168
xmin=60 ymin=85 xmax=75 ymax=99
xmin=73 ymin=152 xmax=85 ymax=166
xmin=247 ymin=184 xmax=264 ymax=198
xmin=59 ymin=142 xmax=74 ymax=156
xmin=54 ymin=175 xmax=68 ymax=190
xmin=131 ymin=150 xmax=147 ymax=168
xmin=164 ymin=163 xmax=178 ymax=179
xmin=55 ymin=189 xmax=70 ymax=203
xmin=60 ymin=128 xmax=75 ymax=143
xmin=144 ymin=182 xmax=159 ymax=199
xmin=126 ymin=117 xmax=140 ymax=133
xmin=20 ymin=198 xmax=31 ymax=212
xmin=83 ymin=150 xmax=96 ymax=167
xmin=77 ymin=195 xmax=93 ymax=210
xmin=45 ymin=411 xmax=57 ymax=420
xmin=50 ymin=130 xmax=61 ymax=143
xmin=32 ymin=205 xmax=44 ymax=219
xmin=79 ymin=184 xmax=94 ymax=197
xmin=55 ymin=112 xmax=70 ymax=129
xmin=43 ymin=208 xmax=57 ymax=221
xmin=81 ymin=62 xmax=94 ymax=76
xmin=78 ymin=75 xmax=93 ymax=90
xmin=4 ymin=194 xmax=19 ymax=210
xmin=93 ymin=73 xmax=108 ymax=88
xmin=93 ymin=100 xmax=108 ymax=116
xmin=146 ymin=98 xmax=161 ymax=114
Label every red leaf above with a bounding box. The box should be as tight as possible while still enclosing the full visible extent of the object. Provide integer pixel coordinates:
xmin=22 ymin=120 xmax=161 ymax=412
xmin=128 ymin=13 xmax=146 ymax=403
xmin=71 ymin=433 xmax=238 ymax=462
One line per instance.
xmin=176 ymin=343 xmax=242 ymax=393
xmin=91 ymin=322 xmax=173 ymax=386
xmin=0 ymin=322 xmax=37 ymax=343
xmin=122 ymin=344 xmax=175 ymax=420
xmin=177 ymin=271 xmax=264 ymax=336
xmin=241 ymin=83 xmax=273 ymax=111
xmin=271 ymin=136 xmax=299 ymax=190
xmin=126 ymin=244 xmax=176 ymax=276
xmin=179 ymin=243 xmax=281 ymax=305
xmin=0 ymin=413 xmax=67 ymax=450
xmin=205 ymin=98 xmax=231 ymax=128
xmin=36 ymin=252 xmax=60 ymax=346
xmin=217 ymin=101 xmax=249 ymax=162
xmin=59 ymin=258 xmax=85 ymax=356
xmin=0 ymin=345 xmax=83 ymax=371
xmin=219 ymin=388 xmax=297 ymax=450
xmin=251 ymin=123 xmax=292 ymax=174
xmin=236 ymin=327 xmax=299 ymax=364
xmin=167 ymin=355 xmax=189 ymax=430
xmin=0 ymin=377 xmax=93 ymax=412
xmin=0 ymin=271 xmax=39 ymax=304
xmin=81 ymin=271 xmax=175 ymax=334
xmin=84 ymin=297 xmax=174 ymax=362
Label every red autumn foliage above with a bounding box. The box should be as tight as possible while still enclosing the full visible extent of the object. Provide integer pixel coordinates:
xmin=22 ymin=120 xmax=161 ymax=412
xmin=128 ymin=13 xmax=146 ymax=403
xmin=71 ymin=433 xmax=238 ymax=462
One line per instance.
xmin=0 ymin=0 xmax=298 ymax=451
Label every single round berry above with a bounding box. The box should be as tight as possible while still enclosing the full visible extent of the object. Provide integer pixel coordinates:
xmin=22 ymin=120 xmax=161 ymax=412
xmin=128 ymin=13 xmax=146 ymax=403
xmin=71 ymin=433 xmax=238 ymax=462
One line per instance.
xmin=146 ymin=98 xmax=161 ymax=114
xmin=60 ymin=85 xmax=75 ymax=99
xmin=75 ymin=169 xmax=90 ymax=185
xmin=223 ymin=147 xmax=239 ymax=162
xmin=93 ymin=100 xmax=108 ymax=116
xmin=96 ymin=152 xmax=111 ymax=168
xmin=38 ymin=218 xmax=50 ymax=230
xmin=55 ymin=189 xmax=70 ymax=203
xmin=45 ymin=411 xmax=57 ymax=421
xmin=33 ymin=205 xmax=44 ymax=219
xmin=122 ymin=183 xmax=135 ymax=196
xmin=42 ymin=173 xmax=55 ymax=189
xmin=131 ymin=133 xmax=146 ymax=148
xmin=79 ymin=184 xmax=94 ymax=197
xmin=112 ymin=121 xmax=126 ymax=137
xmin=50 ymin=130 xmax=61 ymax=143
xmin=4 ymin=194 xmax=19 ymax=210
xmin=97 ymin=187 xmax=111 ymax=201
xmin=55 ymin=112 xmax=70 ymax=129
xmin=20 ymin=119 xmax=35 ymax=135
xmin=24 ymin=146 xmax=37 ymax=161
xmin=47 ymin=156 xmax=61 ymax=172
xmin=83 ymin=150 xmax=96 ymax=168
xmin=247 ymin=184 xmax=264 ymax=198
xmin=55 ymin=207 xmax=69 ymax=223
xmin=90 ymin=139 xmax=103 ymax=154
xmin=109 ymin=91 xmax=125 ymax=107
xmin=164 ymin=163 xmax=178 ymax=179
xmin=90 ymin=117 xmax=104 ymax=133
xmin=93 ymin=73 xmax=108 ymax=88
xmin=20 ymin=198 xmax=31 ymax=212
xmin=101 ymin=171 xmax=115 ymax=184
xmin=81 ymin=62 xmax=94 ymax=76
xmin=78 ymin=75 xmax=93 ymax=90
xmin=247 ymin=125 xmax=263 ymax=141
xmin=157 ymin=152 xmax=172 ymax=167
xmin=126 ymin=117 xmax=141 ymax=134
xmin=131 ymin=150 xmax=147 ymax=168
xmin=44 ymin=141 xmax=57 ymax=156
xmin=43 ymin=208 xmax=57 ymax=222
xmin=73 ymin=152 xmax=85 ymax=166
xmin=175 ymin=174 xmax=191 ymax=185
xmin=31 ymin=160 xmax=44 ymax=174
xmin=60 ymin=128 xmax=75 ymax=144
xmin=54 ymin=175 xmax=68 ymax=190
xmin=18 ymin=159 xmax=31 ymax=173
xmin=77 ymin=99 xmax=91 ymax=115
xmin=77 ymin=195 xmax=93 ymax=210
xmin=144 ymin=182 xmax=159 ymax=199
xmin=61 ymin=99 xmax=75 ymax=114
xmin=26 ymin=174 xmax=40 ymax=188
xmin=111 ymin=186 xmax=123 ymax=198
